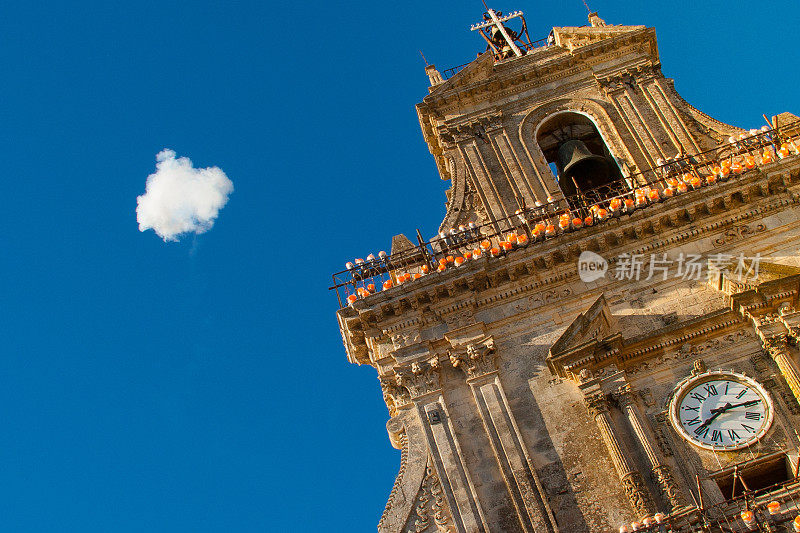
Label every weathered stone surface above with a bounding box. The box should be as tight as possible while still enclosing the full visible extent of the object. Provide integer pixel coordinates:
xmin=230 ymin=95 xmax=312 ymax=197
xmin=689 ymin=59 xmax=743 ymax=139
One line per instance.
xmin=337 ymin=10 xmax=800 ymax=533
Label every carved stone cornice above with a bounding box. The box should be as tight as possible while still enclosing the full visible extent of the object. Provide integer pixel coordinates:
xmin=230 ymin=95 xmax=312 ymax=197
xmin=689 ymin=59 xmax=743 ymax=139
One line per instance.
xmin=424 ymin=27 xmax=658 ymax=113
xmin=437 ymin=112 xmax=504 ymax=144
xmin=395 ymin=359 xmax=443 ymax=399
xmin=597 ymin=64 xmax=661 ymax=96
xmin=449 ymin=336 xmax=497 ymax=380
xmin=340 ymin=162 xmax=800 ymax=369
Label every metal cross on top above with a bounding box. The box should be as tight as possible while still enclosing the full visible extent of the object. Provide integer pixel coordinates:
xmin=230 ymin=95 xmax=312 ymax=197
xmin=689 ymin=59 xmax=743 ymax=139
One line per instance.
xmin=470 ymin=8 xmax=527 ymax=59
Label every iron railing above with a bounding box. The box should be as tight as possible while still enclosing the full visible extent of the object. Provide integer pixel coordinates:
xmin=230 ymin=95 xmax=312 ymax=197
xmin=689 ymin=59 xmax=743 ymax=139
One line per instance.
xmin=620 ymin=470 xmax=800 ymax=532
xmin=330 ymin=118 xmax=800 ymax=308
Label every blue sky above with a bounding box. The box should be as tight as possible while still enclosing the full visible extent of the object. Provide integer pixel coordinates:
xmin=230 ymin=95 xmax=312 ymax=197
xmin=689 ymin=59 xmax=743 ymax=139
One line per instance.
xmin=0 ymin=1 xmax=798 ymax=531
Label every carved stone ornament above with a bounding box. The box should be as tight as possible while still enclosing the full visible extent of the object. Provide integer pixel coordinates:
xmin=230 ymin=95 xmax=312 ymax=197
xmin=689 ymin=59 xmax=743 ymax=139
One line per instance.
xmin=395 ymin=359 xmax=442 ymax=398
xmin=626 ymin=331 xmax=753 ymax=376
xmin=692 ymin=358 xmax=707 ymax=375
xmin=621 ymin=471 xmax=655 ymax=518
xmin=404 ymin=463 xmax=455 ymax=533
xmin=392 ymin=331 xmax=422 ymax=350
xmin=380 ymin=375 xmax=412 ymax=416
xmin=448 ymin=337 xmax=497 ymax=379
xmin=613 ymin=384 xmax=635 ymax=407
xmin=651 ymin=465 xmax=683 ymax=509
xmin=763 ymin=335 xmax=789 ymax=357
xmin=584 ymin=393 xmax=610 ymax=418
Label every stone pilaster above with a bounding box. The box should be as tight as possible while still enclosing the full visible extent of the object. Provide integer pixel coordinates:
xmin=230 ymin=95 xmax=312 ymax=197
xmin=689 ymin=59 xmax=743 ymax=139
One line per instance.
xmin=615 ymin=385 xmax=684 ymax=510
xmin=395 ymin=358 xmax=488 ymax=533
xmin=585 ymin=393 xmax=655 ymax=518
xmin=450 ymin=338 xmax=558 ymax=533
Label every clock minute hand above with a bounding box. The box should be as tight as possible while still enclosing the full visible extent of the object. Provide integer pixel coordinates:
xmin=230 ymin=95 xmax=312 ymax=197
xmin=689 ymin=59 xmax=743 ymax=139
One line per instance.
xmin=725 ymin=399 xmax=760 ymax=410
xmin=700 ymin=399 xmax=760 ymax=430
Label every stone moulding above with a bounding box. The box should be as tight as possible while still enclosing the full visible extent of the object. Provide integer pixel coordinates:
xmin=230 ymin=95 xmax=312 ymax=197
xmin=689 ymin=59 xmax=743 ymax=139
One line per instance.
xmin=339 ymin=160 xmax=800 ymax=367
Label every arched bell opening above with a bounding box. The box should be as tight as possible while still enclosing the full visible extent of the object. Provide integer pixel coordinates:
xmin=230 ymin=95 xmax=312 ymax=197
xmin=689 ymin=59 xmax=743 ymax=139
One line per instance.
xmin=536 ymin=112 xmax=625 ymax=209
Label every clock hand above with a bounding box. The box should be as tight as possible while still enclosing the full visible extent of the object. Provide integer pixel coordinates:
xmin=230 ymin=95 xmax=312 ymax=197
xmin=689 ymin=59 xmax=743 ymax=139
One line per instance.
xmin=709 ymin=402 xmax=733 ymax=415
xmin=724 ymin=399 xmax=760 ymax=410
xmin=701 ymin=400 xmax=760 ymax=431
xmin=698 ymin=404 xmax=730 ymax=429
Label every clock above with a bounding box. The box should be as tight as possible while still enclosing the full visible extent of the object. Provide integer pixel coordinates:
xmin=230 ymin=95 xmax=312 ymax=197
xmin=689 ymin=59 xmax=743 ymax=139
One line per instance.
xmin=669 ymin=371 xmax=773 ymax=451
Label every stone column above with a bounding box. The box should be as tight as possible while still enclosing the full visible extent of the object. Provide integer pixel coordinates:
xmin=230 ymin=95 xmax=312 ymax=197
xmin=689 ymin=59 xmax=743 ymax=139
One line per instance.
xmin=395 ymin=358 xmax=488 ymax=533
xmin=450 ymin=339 xmax=558 ymax=533
xmin=764 ymin=337 xmax=800 ymax=406
xmin=584 ymin=393 xmax=655 ymax=519
xmin=615 ymin=385 xmax=684 ymax=510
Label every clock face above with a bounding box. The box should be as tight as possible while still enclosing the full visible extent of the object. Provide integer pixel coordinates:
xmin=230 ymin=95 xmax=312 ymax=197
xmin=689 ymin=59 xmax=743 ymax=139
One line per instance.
xmin=669 ymin=371 xmax=773 ymax=451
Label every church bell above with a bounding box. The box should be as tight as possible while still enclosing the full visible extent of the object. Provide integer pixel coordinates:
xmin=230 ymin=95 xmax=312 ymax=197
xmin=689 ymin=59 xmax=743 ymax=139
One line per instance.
xmin=557 ymin=139 xmax=616 ymax=195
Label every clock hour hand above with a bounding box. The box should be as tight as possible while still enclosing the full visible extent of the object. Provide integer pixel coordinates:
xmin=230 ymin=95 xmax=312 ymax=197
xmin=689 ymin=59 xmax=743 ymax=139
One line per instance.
xmin=698 ymin=403 xmax=730 ymax=429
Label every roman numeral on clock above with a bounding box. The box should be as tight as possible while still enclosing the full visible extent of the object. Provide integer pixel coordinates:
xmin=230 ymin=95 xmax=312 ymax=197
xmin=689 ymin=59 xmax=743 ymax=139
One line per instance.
xmin=703 ymin=383 xmax=718 ymax=396
xmin=745 ymin=412 xmax=761 ymax=420
xmin=690 ymin=392 xmax=705 ymax=402
xmin=683 ymin=405 xmax=699 ymax=412
xmin=685 ymin=417 xmax=701 ymax=426
xmin=728 ymin=429 xmax=740 ymax=441
xmin=711 ymin=430 xmax=722 ymax=442
xmin=694 ymin=426 xmax=709 ymax=438
xmin=736 ymin=389 xmax=748 ymax=399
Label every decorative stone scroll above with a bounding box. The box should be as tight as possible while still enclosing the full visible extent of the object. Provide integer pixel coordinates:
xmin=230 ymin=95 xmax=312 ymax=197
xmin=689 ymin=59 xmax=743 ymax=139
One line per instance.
xmin=403 ymin=461 xmax=455 ymax=533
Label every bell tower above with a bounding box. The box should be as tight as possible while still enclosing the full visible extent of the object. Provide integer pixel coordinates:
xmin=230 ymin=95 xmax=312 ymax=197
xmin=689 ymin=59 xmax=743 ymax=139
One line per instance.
xmin=418 ymin=10 xmax=740 ymax=232
xmin=334 ymin=7 xmax=800 ymax=533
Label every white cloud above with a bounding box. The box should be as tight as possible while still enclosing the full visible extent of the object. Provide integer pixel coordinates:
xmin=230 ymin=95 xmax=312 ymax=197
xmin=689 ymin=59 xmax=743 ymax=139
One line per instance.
xmin=136 ymin=149 xmax=233 ymax=242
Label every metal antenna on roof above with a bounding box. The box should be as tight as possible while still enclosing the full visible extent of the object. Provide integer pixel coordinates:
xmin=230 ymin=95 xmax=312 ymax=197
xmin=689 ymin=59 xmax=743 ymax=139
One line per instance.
xmin=419 ymin=50 xmax=430 ymax=66
xmin=482 ymin=0 xmax=489 ymax=10
xmin=582 ymin=0 xmax=592 ymax=14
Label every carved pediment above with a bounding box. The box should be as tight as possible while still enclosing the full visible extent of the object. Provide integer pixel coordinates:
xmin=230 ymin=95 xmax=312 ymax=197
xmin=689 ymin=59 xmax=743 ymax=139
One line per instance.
xmin=548 ymin=294 xmax=621 ymax=379
xmin=428 ymin=52 xmax=496 ymax=95
xmin=550 ymin=294 xmax=617 ymax=354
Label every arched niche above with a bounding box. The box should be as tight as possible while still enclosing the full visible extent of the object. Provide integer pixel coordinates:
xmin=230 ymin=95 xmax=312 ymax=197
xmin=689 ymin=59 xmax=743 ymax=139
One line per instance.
xmin=535 ymin=111 xmax=623 ymax=199
xmin=518 ymin=99 xmax=644 ymax=203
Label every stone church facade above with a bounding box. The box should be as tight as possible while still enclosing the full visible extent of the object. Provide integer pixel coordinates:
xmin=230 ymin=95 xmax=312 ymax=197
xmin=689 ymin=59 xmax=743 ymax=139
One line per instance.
xmin=333 ymin=10 xmax=800 ymax=532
